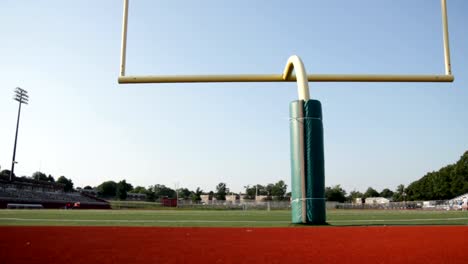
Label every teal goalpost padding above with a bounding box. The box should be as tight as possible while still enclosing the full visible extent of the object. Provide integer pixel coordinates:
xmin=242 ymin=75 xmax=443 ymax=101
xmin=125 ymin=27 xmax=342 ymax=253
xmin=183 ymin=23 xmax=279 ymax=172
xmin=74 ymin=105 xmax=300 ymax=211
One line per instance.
xmin=290 ymin=100 xmax=305 ymax=224
xmin=304 ymin=100 xmax=326 ymax=224
xmin=290 ymin=100 xmax=326 ymax=224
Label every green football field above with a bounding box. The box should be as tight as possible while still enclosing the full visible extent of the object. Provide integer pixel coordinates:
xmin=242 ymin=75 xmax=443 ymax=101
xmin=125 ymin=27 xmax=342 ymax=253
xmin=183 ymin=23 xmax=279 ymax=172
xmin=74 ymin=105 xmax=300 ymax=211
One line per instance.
xmin=0 ymin=209 xmax=467 ymax=227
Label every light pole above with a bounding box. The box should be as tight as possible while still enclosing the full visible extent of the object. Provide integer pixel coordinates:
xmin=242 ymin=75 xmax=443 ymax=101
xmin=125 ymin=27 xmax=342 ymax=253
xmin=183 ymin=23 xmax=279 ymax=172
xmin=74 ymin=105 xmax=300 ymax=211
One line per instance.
xmin=255 ymin=185 xmax=258 ymax=202
xmin=403 ymin=192 xmax=407 ymax=209
xmin=10 ymin=87 xmax=29 ymax=181
xmin=174 ymin=182 xmax=179 ymax=208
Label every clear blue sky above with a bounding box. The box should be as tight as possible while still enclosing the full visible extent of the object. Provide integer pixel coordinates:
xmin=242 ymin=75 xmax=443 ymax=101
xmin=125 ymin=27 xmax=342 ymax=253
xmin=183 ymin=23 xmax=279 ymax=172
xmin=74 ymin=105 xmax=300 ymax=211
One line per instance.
xmin=1 ymin=0 xmax=467 ymax=194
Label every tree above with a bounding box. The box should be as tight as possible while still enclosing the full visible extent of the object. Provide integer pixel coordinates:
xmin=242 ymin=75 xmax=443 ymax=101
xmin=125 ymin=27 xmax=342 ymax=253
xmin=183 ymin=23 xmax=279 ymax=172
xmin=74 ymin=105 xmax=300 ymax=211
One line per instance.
xmin=145 ymin=188 xmax=156 ymax=202
xmin=118 ymin=180 xmax=133 ymax=193
xmin=115 ymin=180 xmax=132 ymax=200
xmin=379 ymin=188 xmax=394 ymax=198
xmin=256 ymin=184 xmax=268 ymax=195
xmin=215 ymin=182 xmax=229 ymax=200
xmin=325 ymin=185 xmax=347 ymax=203
xmin=133 ymin=186 xmax=147 ymax=194
xmin=271 ymin=180 xmax=287 ymax=199
xmin=0 ymin=170 xmax=14 ymax=179
xmin=83 ymin=185 xmax=93 ymax=190
xmin=116 ymin=184 xmax=127 ymax=200
xmin=47 ymin=175 xmax=55 ymax=183
xmin=244 ymin=185 xmax=256 ymax=199
xmin=347 ymin=190 xmax=363 ymax=202
xmin=403 ymin=150 xmax=468 ymax=201
xmin=363 ymin=187 xmax=379 ymax=198
xmin=178 ymin=188 xmax=192 ymax=200
xmin=244 ymin=181 xmax=287 ymax=200
xmin=392 ymin=184 xmax=406 ymax=202
xmin=56 ymin=176 xmax=74 ymax=192
xmin=32 ymin=171 xmax=48 ymax=181
xmin=265 ymin=184 xmax=274 ymax=196
xmin=451 ymin=151 xmax=468 ymax=196
xmin=97 ymin=181 xmax=117 ymax=197
xmin=116 ymin=181 xmax=128 ymax=200
xmin=152 ymin=184 xmax=176 ymax=199
xmin=190 ymin=187 xmax=203 ymax=202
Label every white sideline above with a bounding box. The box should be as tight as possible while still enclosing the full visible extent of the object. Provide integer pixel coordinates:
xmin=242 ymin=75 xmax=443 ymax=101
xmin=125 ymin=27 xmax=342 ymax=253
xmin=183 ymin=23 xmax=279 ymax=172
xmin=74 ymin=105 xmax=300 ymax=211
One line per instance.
xmin=0 ymin=218 xmax=288 ymax=223
xmin=0 ymin=217 xmax=467 ymax=223
xmin=330 ymin=217 xmax=468 ymax=223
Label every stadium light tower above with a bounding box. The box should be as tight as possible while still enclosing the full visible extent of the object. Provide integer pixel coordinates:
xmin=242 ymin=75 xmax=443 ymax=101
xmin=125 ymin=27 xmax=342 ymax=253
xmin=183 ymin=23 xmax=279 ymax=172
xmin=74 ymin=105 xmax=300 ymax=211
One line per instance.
xmin=10 ymin=87 xmax=29 ymax=181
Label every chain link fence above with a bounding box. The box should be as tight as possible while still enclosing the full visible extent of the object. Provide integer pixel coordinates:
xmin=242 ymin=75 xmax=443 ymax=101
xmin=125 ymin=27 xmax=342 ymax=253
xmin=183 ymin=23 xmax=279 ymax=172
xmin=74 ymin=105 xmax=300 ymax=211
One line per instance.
xmin=177 ymin=200 xmax=457 ymax=210
xmin=176 ymin=200 xmax=291 ymax=210
xmin=108 ymin=199 xmax=461 ymax=211
xmin=334 ymin=200 xmax=456 ymax=210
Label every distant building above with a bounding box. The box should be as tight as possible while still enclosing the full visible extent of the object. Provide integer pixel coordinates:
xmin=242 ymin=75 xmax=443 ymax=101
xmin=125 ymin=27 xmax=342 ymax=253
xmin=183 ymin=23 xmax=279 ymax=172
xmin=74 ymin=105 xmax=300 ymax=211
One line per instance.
xmin=449 ymin=192 xmax=468 ymax=203
xmin=354 ymin=198 xmax=364 ymax=204
xmin=255 ymin=195 xmax=269 ymax=202
xmin=200 ymin=194 xmax=212 ymax=204
xmin=162 ymin=197 xmax=177 ymax=207
xmin=365 ymin=197 xmax=391 ymax=204
xmin=446 ymin=193 xmax=468 ymax=210
xmin=225 ymin=194 xmax=239 ymax=203
xmin=239 ymin=193 xmax=250 ymax=202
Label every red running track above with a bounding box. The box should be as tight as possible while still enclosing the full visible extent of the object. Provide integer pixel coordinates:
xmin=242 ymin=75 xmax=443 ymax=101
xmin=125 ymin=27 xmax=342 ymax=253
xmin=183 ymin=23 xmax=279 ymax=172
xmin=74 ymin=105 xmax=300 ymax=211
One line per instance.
xmin=0 ymin=226 xmax=466 ymax=264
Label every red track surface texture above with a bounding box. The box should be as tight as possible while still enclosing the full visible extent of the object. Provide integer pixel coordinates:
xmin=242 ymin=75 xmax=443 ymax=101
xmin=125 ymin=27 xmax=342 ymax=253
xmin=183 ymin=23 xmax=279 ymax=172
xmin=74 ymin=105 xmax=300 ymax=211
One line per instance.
xmin=1 ymin=226 xmax=467 ymax=264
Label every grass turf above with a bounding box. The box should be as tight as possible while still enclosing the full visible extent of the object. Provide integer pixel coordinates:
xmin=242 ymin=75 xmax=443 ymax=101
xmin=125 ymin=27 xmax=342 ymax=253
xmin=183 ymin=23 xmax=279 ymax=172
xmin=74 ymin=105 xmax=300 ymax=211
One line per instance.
xmin=0 ymin=209 xmax=466 ymax=227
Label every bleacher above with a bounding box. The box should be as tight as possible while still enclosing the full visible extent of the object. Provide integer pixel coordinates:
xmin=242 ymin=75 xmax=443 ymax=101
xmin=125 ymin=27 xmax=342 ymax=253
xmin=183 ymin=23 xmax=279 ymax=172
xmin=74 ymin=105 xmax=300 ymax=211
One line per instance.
xmin=0 ymin=178 xmax=110 ymax=209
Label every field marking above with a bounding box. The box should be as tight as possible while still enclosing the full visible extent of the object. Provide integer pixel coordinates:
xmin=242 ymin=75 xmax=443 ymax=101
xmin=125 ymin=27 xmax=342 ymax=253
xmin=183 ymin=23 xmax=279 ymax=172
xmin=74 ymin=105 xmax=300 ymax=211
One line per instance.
xmin=329 ymin=217 xmax=468 ymax=222
xmin=0 ymin=210 xmax=291 ymax=216
xmin=0 ymin=218 xmax=290 ymax=223
xmin=0 ymin=217 xmax=467 ymax=224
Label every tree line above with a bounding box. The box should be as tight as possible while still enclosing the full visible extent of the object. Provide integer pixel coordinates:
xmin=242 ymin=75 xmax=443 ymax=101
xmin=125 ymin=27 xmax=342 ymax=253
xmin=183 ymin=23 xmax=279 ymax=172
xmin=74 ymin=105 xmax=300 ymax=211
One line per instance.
xmin=88 ymin=180 xmax=288 ymax=202
xmin=405 ymin=150 xmax=468 ymax=201
xmin=324 ymin=184 xmax=406 ymax=203
xmin=323 ymin=151 xmax=468 ymax=202
xmin=85 ymin=181 xmax=204 ymax=202
xmin=243 ymin=180 xmax=288 ymax=200
xmin=1 ymin=150 xmax=466 ymax=202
